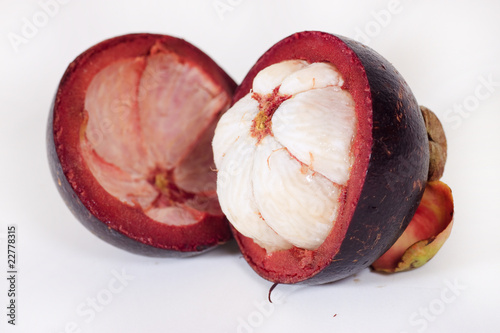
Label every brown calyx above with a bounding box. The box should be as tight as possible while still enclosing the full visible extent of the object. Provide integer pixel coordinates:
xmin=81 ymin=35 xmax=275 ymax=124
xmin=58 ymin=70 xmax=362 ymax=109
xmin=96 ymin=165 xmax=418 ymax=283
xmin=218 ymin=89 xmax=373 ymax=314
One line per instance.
xmin=421 ymin=106 xmax=447 ymax=181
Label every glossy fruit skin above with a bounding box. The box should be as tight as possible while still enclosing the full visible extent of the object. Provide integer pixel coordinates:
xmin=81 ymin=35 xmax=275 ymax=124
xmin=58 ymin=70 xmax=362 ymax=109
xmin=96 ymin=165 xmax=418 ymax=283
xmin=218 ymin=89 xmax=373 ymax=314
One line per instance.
xmin=231 ymin=31 xmax=429 ymax=283
xmin=47 ymin=34 xmax=235 ymax=257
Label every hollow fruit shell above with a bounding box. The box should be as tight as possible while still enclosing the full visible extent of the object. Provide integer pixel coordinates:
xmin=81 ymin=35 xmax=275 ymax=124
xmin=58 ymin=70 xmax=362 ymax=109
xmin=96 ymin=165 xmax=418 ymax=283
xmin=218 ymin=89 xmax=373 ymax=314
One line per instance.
xmin=47 ymin=33 xmax=236 ymax=257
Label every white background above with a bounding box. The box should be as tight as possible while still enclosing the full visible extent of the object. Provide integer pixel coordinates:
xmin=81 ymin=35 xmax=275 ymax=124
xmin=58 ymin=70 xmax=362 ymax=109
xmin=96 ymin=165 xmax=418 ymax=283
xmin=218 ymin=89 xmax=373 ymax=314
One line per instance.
xmin=1 ymin=0 xmax=499 ymax=332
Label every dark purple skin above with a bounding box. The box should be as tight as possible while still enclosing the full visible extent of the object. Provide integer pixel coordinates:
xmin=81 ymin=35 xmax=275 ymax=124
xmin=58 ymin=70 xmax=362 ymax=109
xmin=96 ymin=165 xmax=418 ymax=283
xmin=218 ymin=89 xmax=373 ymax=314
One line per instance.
xmin=230 ymin=31 xmax=429 ymax=284
xmin=307 ymin=36 xmax=429 ymax=284
xmin=47 ymin=34 xmax=235 ymax=257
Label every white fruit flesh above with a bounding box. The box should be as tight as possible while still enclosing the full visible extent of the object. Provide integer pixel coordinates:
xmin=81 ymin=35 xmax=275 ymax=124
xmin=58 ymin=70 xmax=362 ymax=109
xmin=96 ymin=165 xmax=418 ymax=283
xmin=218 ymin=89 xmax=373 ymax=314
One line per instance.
xmin=81 ymin=51 xmax=231 ymax=226
xmin=212 ymin=60 xmax=356 ymax=251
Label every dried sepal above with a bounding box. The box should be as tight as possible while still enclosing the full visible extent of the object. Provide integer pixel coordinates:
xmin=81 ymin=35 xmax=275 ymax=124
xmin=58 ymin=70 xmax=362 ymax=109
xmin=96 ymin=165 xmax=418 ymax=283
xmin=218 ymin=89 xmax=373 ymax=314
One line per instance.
xmin=371 ymin=181 xmax=454 ymax=273
xmin=421 ymin=105 xmax=447 ymax=181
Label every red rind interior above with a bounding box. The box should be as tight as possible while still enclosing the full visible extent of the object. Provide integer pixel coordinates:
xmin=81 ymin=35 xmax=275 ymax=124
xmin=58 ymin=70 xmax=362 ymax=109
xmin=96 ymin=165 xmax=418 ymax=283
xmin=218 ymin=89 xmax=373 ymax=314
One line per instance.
xmin=53 ymin=34 xmax=234 ymax=251
xmin=232 ymin=32 xmax=373 ymax=283
xmin=82 ymin=48 xmax=226 ymax=225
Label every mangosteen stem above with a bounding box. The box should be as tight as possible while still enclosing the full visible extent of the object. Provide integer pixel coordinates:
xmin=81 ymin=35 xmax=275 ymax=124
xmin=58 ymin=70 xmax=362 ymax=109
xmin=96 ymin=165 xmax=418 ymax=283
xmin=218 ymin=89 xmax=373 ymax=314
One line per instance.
xmin=268 ymin=282 xmax=279 ymax=303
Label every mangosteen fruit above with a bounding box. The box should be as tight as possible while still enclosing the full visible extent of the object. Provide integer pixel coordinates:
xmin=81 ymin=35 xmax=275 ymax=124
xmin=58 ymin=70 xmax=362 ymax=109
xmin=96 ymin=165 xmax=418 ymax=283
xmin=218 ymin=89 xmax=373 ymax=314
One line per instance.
xmin=212 ymin=31 xmax=433 ymax=284
xmin=47 ymin=33 xmax=236 ymax=257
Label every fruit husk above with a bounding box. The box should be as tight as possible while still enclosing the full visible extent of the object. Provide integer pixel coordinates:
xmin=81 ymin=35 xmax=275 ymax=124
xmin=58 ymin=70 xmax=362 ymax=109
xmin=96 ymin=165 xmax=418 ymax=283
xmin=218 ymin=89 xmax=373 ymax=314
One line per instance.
xmin=47 ymin=34 xmax=235 ymax=257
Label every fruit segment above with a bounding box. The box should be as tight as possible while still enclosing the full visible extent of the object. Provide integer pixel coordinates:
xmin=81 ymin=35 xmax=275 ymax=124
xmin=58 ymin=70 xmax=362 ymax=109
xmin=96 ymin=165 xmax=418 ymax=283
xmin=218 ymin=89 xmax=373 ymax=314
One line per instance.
xmin=252 ymin=136 xmax=342 ymax=250
xmin=273 ymin=87 xmax=356 ymax=185
xmin=213 ymin=60 xmax=357 ymax=251
xmin=252 ymin=60 xmax=308 ymax=95
xmin=278 ymin=62 xmax=344 ymax=95
xmin=216 ymin=132 xmax=291 ymax=251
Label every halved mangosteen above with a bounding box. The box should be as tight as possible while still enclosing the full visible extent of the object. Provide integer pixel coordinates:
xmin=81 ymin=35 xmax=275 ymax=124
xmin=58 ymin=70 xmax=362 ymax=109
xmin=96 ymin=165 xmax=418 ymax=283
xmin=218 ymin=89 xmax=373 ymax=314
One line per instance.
xmin=48 ymin=34 xmax=236 ymax=257
xmin=212 ymin=31 xmax=430 ymax=283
